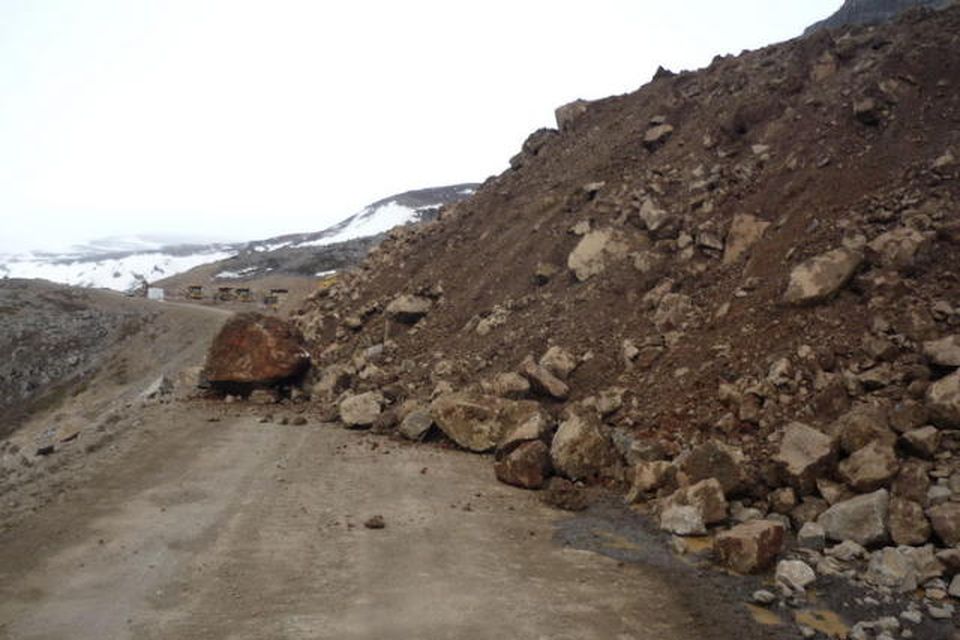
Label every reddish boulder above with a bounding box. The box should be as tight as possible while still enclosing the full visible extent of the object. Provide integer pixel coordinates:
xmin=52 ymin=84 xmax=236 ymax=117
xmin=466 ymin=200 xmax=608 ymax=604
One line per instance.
xmin=494 ymin=440 xmax=552 ymax=489
xmin=204 ymin=313 xmax=310 ymax=387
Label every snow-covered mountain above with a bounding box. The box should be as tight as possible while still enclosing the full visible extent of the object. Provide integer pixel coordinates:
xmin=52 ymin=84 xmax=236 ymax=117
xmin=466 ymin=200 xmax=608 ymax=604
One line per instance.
xmin=0 ymin=184 xmax=478 ymax=292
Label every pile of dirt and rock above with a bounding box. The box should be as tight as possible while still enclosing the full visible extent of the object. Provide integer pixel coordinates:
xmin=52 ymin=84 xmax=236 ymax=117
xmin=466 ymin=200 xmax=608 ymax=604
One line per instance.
xmin=282 ymin=5 xmax=960 ymax=635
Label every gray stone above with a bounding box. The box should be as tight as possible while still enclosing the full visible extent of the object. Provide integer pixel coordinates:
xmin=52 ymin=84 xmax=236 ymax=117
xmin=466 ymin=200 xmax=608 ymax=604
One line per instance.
xmin=398 ymin=409 xmax=434 ymax=441
xmin=567 ymin=229 xmax=630 ymax=282
xmin=928 ymin=503 xmax=960 ymax=546
xmin=922 ymin=335 xmax=960 ymax=367
xmin=817 ymin=489 xmax=889 ymax=547
xmin=385 ymin=294 xmax=433 ymax=324
xmin=519 ymin=356 xmax=569 ymax=400
xmin=538 ymin=346 xmax=578 ymax=380
xmin=339 ymin=392 xmax=384 ymax=428
xmin=798 ymin=522 xmax=827 ymax=551
xmin=774 ymin=422 xmax=837 ymax=494
xmin=927 ymin=370 xmax=960 ymax=428
xmin=783 ymin=248 xmax=863 ymax=306
xmin=889 ymin=497 xmax=931 ymax=546
xmin=866 ymin=547 xmax=918 ymax=593
xmin=900 ymin=426 xmax=941 ymax=459
xmin=723 ymin=214 xmax=770 ymax=264
xmin=494 ymin=440 xmax=552 ymax=490
xmin=776 ymin=560 xmax=816 ymax=592
xmin=838 ymin=442 xmax=899 ymax=493
xmin=660 ymin=478 xmax=728 ymax=526
xmin=660 ymin=505 xmax=706 ymax=536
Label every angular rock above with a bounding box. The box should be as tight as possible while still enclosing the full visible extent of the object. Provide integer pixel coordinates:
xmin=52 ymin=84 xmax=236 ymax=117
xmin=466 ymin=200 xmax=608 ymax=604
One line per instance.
xmin=853 ymin=97 xmax=881 ymax=126
xmin=567 ymin=229 xmax=630 ymax=282
xmin=540 ymin=477 xmax=588 ymax=511
xmin=867 ymin=227 xmax=929 ymax=271
xmin=430 ymin=393 xmax=543 ymax=453
xmin=519 ymin=356 xmax=570 ymax=400
xmin=783 ymin=248 xmax=863 ymax=306
xmin=661 ymin=478 xmax=728 ymax=526
xmin=900 ymin=426 xmax=941 ymax=459
xmin=596 ymin=387 xmax=625 ymax=416
xmin=889 ymin=497 xmax=931 ymax=546
xmin=538 ymin=346 xmax=578 ymax=380
xmin=923 ymin=335 xmax=960 ymax=367
xmin=494 ymin=440 xmax=552 ymax=490
xmin=398 ymin=409 xmax=434 ymax=441
xmin=660 ymin=505 xmax=706 ymax=536
xmin=774 ymin=422 xmax=837 ymax=495
xmin=866 ymin=547 xmax=918 ymax=593
xmin=339 ymin=391 xmax=384 ymax=428
xmin=385 ymin=294 xmax=433 ymax=324
xmin=927 ymin=370 xmax=960 ymax=428
xmin=626 ymin=461 xmax=677 ymax=502
xmin=639 ymin=198 xmax=671 ymax=234
xmin=488 ymin=372 xmax=530 ymax=399
xmin=204 ymin=313 xmax=310 ymax=387
xmin=928 ymin=503 xmax=960 ymax=546
xmin=643 ymin=124 xmax=674 ymax=150
xmin=892 ymin=459 xmax=932 ymax=506
xmin=676 ymin=440 xmax=745 ymax=495
xmin=817 ymin=489 xmax=889 ymax=547
xmin=798 ymin=522 xmax=827 ymax=551
xmin=833 ymin=405 xmax=896 ymax=455
xmin=550 ymin=411 xmax=619 ymax=481
xmin=715 ymin=520 xmax=786 ymax=574
xmin=776 ymin=560 xmax=816 ymax=592
xmin=497 ymin=412 xmax=552 ymax=453
xmin=723 ymin=214 xmax=771 ymax=264
xmin=838 ymin=442 xmax=899 ymax=493
xmin=555 ymin=99 xmax=589 ymax=130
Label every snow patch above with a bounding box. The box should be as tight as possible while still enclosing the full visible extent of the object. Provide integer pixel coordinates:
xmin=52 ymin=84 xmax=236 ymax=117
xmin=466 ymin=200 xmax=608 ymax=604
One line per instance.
xmin=295 ymin=201 xmax=419 ymax=248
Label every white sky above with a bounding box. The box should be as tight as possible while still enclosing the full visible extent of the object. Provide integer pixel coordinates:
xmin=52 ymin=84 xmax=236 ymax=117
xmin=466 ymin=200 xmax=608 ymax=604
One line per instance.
xmin=0 ymin=0 xmax=841 ymax=253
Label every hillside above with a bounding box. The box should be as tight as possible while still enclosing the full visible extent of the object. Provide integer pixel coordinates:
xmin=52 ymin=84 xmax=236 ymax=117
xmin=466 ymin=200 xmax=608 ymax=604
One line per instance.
xmin=805 ymin=0 xmax=954 ymax=33
xmin=0 ymin=184 xmax=477 ymax=293
xmin=293 ymin=6 xmax=960 ymax=632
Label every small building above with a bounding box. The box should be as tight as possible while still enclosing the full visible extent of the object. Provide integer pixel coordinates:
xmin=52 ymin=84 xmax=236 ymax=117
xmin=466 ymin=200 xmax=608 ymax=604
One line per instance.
xmin=187 ymin=285 xmax=203 ymax=300
xmin=147 ymin=287 xmax=165 ymax=301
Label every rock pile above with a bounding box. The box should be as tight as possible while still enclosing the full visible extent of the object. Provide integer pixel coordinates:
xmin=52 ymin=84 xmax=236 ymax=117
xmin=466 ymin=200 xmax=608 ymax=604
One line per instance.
xmin=288 ymin=5 xmax=960 ymax=630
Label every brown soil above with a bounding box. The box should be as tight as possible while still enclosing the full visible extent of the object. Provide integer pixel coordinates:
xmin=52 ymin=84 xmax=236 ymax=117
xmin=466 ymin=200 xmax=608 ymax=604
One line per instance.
xmin=294 ymin=6 xmax=960 ymax=489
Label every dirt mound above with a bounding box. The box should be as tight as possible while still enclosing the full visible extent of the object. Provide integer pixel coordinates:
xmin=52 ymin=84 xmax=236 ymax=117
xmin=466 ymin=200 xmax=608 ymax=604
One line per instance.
xmin=297 ymin=5 xmax=959 ymax=449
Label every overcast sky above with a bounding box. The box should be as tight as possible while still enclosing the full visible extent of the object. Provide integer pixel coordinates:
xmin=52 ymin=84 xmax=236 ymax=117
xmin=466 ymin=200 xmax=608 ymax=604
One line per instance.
xmin=0 ymin=0 xmax=841 ymax=253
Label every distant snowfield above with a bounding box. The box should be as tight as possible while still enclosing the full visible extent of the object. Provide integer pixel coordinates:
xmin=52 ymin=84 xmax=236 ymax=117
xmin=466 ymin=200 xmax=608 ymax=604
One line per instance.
xmin=0 ymin=250 xmax=234 ymax=292
xmin=295 ymin=201 xmax=425 ymax=248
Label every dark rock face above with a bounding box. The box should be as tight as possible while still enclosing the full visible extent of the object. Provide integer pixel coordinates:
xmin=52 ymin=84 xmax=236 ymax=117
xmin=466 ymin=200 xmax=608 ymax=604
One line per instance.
xmin=203 ymin=313 xmax=310 ymax=391
xmin=805 ymin=0 xmax=952 ymax=34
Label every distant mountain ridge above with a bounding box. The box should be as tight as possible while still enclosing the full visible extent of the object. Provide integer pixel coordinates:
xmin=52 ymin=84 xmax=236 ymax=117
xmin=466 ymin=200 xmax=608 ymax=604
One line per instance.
xmin=805 ymin=0 xmax=954 ymax=33
xmin=0 ymin=184 xmax=477 ymax=292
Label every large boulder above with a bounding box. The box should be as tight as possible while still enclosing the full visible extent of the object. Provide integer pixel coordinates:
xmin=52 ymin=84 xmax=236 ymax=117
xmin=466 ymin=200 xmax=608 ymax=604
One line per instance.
xmin=816 ymin=489 xmax=889 ymax=547
xmin=430 ymin=393 xmax=545 ymax=453
xmin=555 ymin=99 xmax=589 ymax=130
xmin=385 ymin=294 xmax=433 ymax=324
xmin=774 ymin=422 xmax=838 ymax=494
xmin=927 ymin=370 xmax=960 ymax=428
xmin=550 ymin=411 xmax=619 ymax=481
xmin=567 ymin=229 xmax=630 ymax=282
xmin=203 ymin=313 xmax=310 ymax=387
xmin=715 ymin=520 xmax=786 ymax=574
xmin=833 ymin=405 xmax=896 ymax=455
xmin=889 ymin=497 xmax=931 ymax=546
xmin=783 ymin=248 xmax=862 ymax=305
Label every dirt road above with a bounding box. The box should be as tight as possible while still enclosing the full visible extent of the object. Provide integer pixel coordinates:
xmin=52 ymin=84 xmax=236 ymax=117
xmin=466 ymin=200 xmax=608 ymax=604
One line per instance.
xmin=0 ymin=400 xmax=787 ymax=640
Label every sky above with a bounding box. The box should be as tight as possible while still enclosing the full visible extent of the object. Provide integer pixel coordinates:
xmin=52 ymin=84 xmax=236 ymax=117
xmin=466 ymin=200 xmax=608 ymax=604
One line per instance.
xmin=0 ymin=0 xmax=842 ymax=253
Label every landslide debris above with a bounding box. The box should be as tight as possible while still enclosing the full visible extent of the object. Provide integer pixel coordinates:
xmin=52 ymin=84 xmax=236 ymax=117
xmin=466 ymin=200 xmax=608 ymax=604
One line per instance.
xmin=290 ymin=6 xmax=960 ymax=635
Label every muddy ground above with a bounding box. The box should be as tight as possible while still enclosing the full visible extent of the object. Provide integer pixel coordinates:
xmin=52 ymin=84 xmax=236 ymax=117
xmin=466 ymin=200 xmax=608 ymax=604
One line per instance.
xmin=1 ymin=397 xmax=803 ymax=640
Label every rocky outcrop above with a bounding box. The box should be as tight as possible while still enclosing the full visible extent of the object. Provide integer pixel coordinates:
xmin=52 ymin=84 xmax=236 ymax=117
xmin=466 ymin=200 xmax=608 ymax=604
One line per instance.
xmin=805 ymin=0 xmax=951 ymax=34
xmin=203 ymin=313 xmax=310 ymax=389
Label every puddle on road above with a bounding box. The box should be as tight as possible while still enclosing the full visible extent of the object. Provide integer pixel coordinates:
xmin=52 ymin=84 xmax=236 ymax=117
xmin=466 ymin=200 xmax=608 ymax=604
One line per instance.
xmin=794 ymin=609 xmax=849 ymax=639
xmin=745 ymin=603 xmax=783 ymax=626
